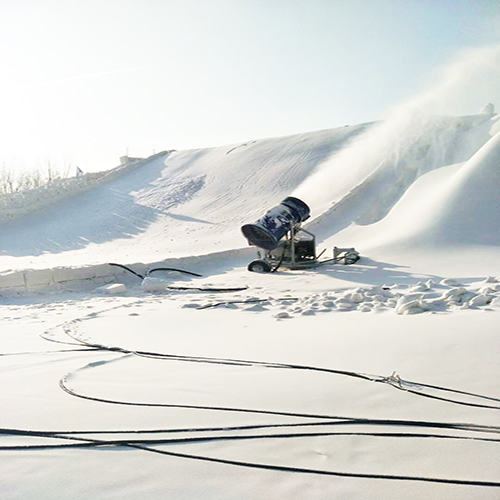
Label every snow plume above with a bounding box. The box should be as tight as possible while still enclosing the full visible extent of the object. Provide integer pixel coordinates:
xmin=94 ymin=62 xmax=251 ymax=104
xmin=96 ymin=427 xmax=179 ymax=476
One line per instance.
xmin=293 ymin=43 xmax=500 ymax=216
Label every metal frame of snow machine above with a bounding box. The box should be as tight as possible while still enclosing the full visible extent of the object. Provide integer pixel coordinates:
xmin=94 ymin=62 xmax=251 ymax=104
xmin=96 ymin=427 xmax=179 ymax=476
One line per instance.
xmin=247 ymin=223 xmax=360 ymax=273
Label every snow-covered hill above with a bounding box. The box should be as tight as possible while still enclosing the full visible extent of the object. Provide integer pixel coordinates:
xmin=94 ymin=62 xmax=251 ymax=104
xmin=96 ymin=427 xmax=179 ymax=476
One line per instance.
xmin=1 ymin=110 xmax=499 ymax=290
xmin=0 ymin=125 xmax=367 ymax=275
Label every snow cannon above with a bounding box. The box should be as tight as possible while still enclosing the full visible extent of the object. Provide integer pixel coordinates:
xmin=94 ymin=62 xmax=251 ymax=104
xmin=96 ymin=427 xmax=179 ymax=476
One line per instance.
xmin=241 ymin=197 xmax=311 ymax=251
xmin=241 ymin=196 xmax=360 ymax=273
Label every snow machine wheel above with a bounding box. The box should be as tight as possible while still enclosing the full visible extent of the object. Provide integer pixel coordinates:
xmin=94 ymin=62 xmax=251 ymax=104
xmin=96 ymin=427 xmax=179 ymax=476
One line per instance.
xmin=344 ymin=253 xmax=360 ymax=265
xmin=248 ymin=260 xmax=272 ymax=273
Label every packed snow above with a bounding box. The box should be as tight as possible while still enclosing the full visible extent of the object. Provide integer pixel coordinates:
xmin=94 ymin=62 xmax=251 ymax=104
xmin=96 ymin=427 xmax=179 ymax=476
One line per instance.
xmin=0 ymin=106 xmax=499 ymax=499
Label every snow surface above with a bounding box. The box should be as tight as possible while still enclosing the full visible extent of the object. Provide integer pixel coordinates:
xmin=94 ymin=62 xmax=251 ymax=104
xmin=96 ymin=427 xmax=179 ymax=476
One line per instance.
xmin=1 ymin=111 xmax=499 ymax=499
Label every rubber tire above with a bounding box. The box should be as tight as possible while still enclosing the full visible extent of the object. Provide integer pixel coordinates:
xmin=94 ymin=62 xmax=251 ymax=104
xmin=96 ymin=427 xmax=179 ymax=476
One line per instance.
xmin=248 ymin=260 xmax=272 ymax=273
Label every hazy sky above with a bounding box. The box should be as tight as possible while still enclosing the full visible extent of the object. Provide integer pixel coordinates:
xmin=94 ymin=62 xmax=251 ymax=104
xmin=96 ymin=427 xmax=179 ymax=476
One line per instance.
xmin=1 ymin=0 xmax=499 ymax=172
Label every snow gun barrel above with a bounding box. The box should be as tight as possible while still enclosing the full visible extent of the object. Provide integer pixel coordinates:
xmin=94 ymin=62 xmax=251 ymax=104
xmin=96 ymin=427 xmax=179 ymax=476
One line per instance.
xmin=241 ymin=196 xmax=311 ymax=250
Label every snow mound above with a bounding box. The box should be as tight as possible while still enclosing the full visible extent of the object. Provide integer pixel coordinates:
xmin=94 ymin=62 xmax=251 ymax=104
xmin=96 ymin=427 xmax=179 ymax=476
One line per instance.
xmin=328 ymin=129 xmax=500 ymax=254
xmin=421 ymin=130 xmax=500 ymax=246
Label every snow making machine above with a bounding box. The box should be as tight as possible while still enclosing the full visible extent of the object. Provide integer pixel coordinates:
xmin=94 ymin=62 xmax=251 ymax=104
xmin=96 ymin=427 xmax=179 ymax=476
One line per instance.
xmin=241 ymin=196 xmax=360 ymax=273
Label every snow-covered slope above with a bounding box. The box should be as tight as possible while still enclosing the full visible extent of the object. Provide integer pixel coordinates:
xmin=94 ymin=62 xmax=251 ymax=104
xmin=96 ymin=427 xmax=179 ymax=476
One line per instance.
xmin=329 ymin=126 xmax=500 ymax=253
xmin=303 ymin=113 xmax=498 ymax=235
xmin=0 ymin=125 xmax=368 ymax=273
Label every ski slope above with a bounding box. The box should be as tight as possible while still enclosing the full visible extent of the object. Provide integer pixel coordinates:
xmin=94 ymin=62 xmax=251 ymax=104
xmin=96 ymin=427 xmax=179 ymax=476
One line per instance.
xmin=0 ymin=125 xmax=368 ymax=275
xmin=0 ymin=110 xmax=498 ymax=282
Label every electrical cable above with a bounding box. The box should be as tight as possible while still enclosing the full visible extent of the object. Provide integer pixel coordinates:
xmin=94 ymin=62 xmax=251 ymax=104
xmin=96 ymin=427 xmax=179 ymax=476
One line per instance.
xmin=146 ymin=267 xmax=202 ymax=278
xmin=59 ymin=323 xmax=500 ymax=411
xmin=2 ymin=305 xmax=499 ymax=489
xmin=108 ymin=262 xmax=144 ymax=279
xmin=108 ymin=262 xmax=247 ymax=292
xmin=108 ymin=262 xmax=202 ymax=279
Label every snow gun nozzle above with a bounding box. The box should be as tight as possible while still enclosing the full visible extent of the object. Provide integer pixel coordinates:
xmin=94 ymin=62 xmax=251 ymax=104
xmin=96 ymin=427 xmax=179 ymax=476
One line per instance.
xmin=241 ymin=196 xmax=310 ymax=250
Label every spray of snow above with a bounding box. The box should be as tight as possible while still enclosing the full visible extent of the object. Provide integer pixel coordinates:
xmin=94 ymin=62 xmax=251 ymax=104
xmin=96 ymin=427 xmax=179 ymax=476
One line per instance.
xmin=293 ymin=43 xmax=500 ymax=215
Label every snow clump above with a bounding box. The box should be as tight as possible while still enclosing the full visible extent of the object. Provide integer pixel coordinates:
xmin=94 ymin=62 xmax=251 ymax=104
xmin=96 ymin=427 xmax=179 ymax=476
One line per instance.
xmin=198 ymin=278 xmax=499 ymax=317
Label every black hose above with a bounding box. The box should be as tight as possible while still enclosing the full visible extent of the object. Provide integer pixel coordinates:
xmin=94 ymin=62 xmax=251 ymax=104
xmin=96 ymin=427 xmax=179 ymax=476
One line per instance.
xmin=146 ymin=267 xmax=202 ymax=278
xmin=1 ymin=424 xmax=499 ymax=487
xmin=108 ymin=262 xmax=144 ymax=279
xmin=108 ymin=263 xmax=203 ymax=279
xmin=271 ymin=251 xmax=285 ymax=272
xmin=167 ymin=285 xmax=248 ymax=292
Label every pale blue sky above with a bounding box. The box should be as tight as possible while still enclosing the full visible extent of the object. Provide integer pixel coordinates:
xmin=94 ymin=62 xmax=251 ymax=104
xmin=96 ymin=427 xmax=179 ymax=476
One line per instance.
xmin=1 ymin=0 xmax=499 ymax=172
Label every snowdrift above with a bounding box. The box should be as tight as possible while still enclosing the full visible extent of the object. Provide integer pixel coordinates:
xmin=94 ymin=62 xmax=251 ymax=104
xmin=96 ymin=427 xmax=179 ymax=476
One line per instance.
xmin=325 ymin=126 xmax=500 ymax=254
xmin=421 ymin=129 xmax=500 ymax=246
